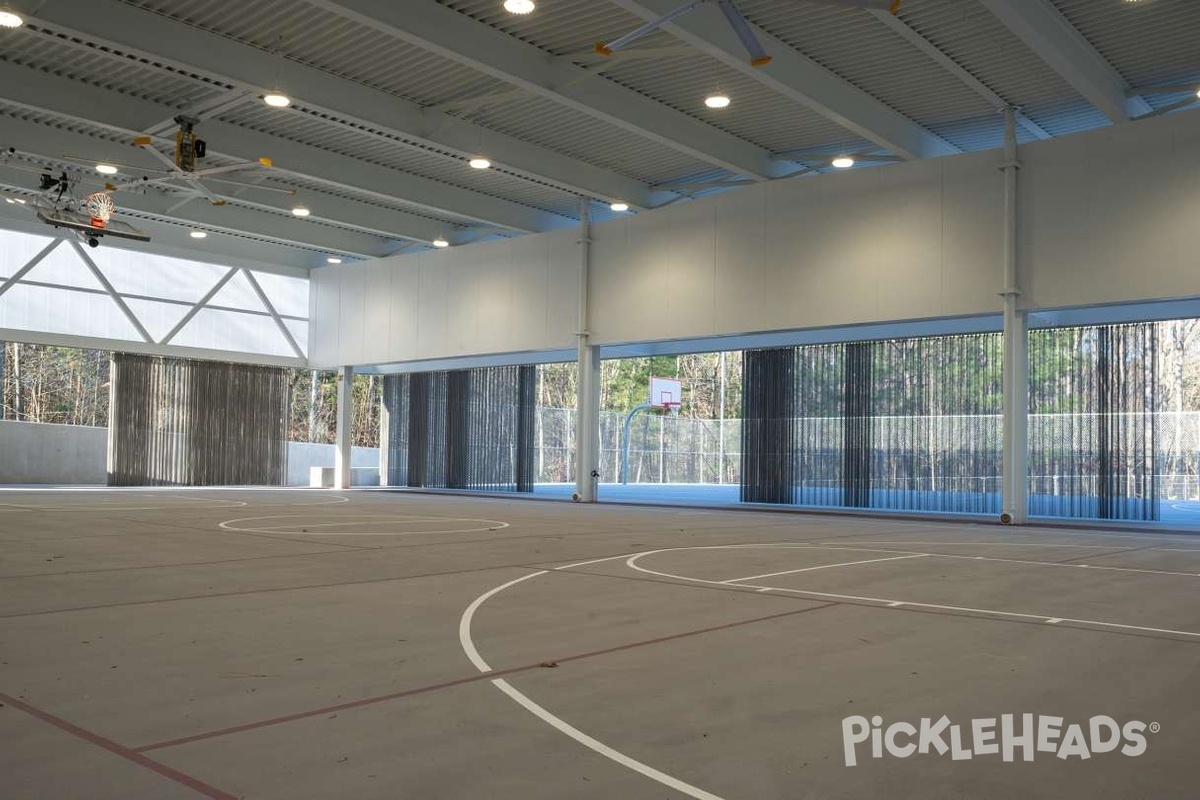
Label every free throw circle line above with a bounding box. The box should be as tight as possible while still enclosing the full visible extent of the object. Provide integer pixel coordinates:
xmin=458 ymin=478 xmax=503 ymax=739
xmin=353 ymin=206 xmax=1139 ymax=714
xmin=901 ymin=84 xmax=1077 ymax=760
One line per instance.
xmin=458 ymin=568 xmax=727 ymax=800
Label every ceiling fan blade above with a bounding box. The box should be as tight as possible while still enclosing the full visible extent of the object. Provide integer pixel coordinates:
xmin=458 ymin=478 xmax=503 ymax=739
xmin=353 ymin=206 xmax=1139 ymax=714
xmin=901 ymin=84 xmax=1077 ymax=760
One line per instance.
xmin=718 ymin=0 xmax=772 ymax=66
xmin=596 ymin=0 xmax=704 ymax=55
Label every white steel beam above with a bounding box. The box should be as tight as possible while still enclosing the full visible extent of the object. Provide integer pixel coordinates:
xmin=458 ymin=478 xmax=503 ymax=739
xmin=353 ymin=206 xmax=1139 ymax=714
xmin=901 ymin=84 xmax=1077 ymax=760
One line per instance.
xmin=310 ymin=0 xmax=789 ymax=179
xmin=0 ymin=61 xmax=564 ymax=235
xmin=27 ymin=0 xmax=652 ymax=208
xmin=242 ymin=269 xmax=306 ymax=359
xmin=69 ymin=239 xmax=155 ymax=343
xmin=0 ymin=238 xmax=63 ymax=299
xmin=977 ymin=0 xmax=1151 ymax=123
xmin=609 ymin=0 xmax=959 ymax=160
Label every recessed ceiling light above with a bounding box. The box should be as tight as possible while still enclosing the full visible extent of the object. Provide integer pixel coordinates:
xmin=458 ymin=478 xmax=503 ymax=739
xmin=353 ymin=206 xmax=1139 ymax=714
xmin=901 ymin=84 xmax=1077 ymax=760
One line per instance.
xmin=291 ymin=205 xmax=310 ymax=217
xmin=95 ymin=164 xmax=119 ymax=175
xmin=469 ymin=157 xmax=491 ymax=169
xmin=433 ymin=238 xmax=450 ymax=248
xmin=831 ymin=156 xmax=855 ymax=169
xmin=263 ymin=92 xmax=291 ymax=108
xmin=504 ymin=0 xmax=535 ymax=13
xmin=704 ymin=93 xmax=731 ymax=109
xmin=610 ymin=202 xmax=629 ymax=212
xmin=189 ymin=230 xmax=207 ymax=239
xmin=326 ymin=256 xmax=342 ymax=264
xmin=5 ymin=196 xmax=27 ymax=204
xmin=0 ymin=9 xmax=23 ymax=27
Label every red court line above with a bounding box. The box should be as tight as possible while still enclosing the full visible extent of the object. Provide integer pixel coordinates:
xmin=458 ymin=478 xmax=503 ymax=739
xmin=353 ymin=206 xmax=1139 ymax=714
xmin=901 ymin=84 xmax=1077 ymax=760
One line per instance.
xmin=136 ymin=601 xmax=838 ymax=753
xmin=0 ymin=693 xmax=237 ymax=800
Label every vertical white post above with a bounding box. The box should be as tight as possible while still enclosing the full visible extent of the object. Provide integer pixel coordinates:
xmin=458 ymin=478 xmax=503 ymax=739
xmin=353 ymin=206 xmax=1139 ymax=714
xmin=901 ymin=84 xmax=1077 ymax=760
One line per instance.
xmin=334 ymin=365 xmax=353 ymax=490
xmin=574 ymin=199 xmax=601 ymax=502
xmin=1000 ymin=107 xmax=1029 ymax=524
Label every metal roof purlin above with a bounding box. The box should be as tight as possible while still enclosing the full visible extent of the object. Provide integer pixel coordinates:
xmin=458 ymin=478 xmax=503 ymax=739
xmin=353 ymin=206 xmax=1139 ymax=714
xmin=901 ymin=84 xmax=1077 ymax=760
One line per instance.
xmin=28 ymin=0 xmax=653 ymax=208
xmin=976 ymin=0 xmax=1152 ymax=124
xmin=308 ymin=0 xmax=787 ymax=180
xmin=608 ymin=0 xmax=959 ymax=160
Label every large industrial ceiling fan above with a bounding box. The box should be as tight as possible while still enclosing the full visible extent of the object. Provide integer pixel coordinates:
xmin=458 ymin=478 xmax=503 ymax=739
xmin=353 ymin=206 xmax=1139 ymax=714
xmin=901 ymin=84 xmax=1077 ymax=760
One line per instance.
xmin=596 ymin=0 xmax=902 ymax=66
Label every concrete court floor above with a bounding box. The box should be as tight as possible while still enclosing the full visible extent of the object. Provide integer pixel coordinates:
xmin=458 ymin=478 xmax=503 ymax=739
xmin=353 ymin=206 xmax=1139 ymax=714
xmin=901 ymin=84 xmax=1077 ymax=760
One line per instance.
xmin=1 ymin=488 xmax=1197 ymax=800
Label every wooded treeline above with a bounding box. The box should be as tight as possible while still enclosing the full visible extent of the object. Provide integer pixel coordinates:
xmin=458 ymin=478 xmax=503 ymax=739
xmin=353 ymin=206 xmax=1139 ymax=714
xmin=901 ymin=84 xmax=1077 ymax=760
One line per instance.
xmin=5 ymin=320 xmax=1200 ymax=448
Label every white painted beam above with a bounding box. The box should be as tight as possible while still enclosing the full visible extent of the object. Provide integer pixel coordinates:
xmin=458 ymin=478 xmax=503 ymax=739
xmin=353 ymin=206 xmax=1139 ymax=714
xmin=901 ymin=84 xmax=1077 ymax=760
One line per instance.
xmin=28 ymin=0 xmax=652 ymax=208
xmin=310 ymin=0 xmax=788 ymax=179
xmin=609 ymin=0 xmax=959 ymax=160
xmin=0 ymin=61 xmax=565 ymax=235
xmin=977 ymin=0 xmax=1151 ymax=123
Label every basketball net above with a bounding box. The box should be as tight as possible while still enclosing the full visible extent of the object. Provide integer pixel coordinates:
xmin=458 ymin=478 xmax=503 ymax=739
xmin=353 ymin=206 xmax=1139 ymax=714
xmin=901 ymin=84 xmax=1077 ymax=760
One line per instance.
xmin=84 ymin=192 xmax=116 ymax=229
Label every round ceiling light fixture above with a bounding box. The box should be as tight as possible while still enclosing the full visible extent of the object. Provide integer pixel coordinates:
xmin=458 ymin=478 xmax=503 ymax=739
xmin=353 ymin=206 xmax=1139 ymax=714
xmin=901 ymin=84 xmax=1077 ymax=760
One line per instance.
xmin=704 ymin=93 xmax=731 ymax=109
xmin=95 ymin=164 xmax=119 ymax=175
xmin=0 ymin=9 xmax=23 ymax=27
xmin=503 ymin=0 xmax=535 ymax=13
xmin=189 ymin=230 xmax=207 ymax=239
xmin=831 ymin=155 xmax=856 ymax=169
xmin=291 ymin=205 xmax=311 ymax=217
xmin=468 ymin=157 xmax=491 ymax=170
xmin=610 ymin=202 xmax=629 ymax=212
xmin=263 ymin=92 xmax=291 ymax=108
xmin=433 ymin=237 xmax=450 ymax=248
xmin=326 ymin=256 xmax=343 ymax=264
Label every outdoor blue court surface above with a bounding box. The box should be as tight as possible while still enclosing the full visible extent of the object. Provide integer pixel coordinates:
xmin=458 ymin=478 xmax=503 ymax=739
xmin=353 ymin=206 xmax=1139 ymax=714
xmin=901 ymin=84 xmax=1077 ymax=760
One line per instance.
xmin=2 ymin=487 xmax=1197 ymax=799
xmin=534 ymin=482 xmax=1200 ymax=528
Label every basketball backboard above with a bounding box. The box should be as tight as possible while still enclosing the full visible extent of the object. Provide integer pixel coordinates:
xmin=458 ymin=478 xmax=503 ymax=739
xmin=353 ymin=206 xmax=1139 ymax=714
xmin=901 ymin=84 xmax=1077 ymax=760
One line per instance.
xmin=36 ymin=207 xmax=151 ymax=243
xmin=649 ymin=376 xmax=682 ymax=409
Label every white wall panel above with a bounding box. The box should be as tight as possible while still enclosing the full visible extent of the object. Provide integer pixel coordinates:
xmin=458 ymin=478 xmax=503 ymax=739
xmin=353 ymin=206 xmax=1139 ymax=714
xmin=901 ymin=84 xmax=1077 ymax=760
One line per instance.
xmin=1020 ymin=111 xmax=1200 ymax=310
xmin=309 ymin=111 xmax=1200 ymax=367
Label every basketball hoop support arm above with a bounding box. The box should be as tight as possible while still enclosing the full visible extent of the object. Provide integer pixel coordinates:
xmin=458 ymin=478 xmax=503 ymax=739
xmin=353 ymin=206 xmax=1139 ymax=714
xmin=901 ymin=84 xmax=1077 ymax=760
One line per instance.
xmin=620 ymin=403 xmax=654 ymax=485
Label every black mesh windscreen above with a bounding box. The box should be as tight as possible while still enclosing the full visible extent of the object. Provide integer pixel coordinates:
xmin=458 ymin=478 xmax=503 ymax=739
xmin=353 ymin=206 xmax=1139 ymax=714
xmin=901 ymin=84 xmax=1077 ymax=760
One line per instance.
xmin=741 ymin=347 xmax=796 ymax=504
xmin=1029 ymin=323 xmax=1159 ymax=520
xmin=382 ymin=365 xmax=536 ymax=492
xmin=741 ymin=333 xmax=1003 ymax=513
xmin=108 ymin=353 xmax=288 ymax=486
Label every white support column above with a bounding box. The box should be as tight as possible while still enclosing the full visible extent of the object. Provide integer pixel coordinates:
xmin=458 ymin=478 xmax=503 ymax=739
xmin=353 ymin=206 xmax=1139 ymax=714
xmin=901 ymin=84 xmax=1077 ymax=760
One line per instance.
xmin=334 ymin=366 xmax=354 ymax=490
xmin=574 ymin=200 xmax=601 ymax=502
xmin=1000 ymin=107 xmax=1029 ymax=525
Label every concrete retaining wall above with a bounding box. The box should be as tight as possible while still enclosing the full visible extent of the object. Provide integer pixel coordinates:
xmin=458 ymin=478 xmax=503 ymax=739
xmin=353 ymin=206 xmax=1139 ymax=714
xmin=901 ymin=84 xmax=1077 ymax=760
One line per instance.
xmin=0 ymin=420 xmax=108 ymax=484
xmin=0 ymin=420 xmax=381 ymax=486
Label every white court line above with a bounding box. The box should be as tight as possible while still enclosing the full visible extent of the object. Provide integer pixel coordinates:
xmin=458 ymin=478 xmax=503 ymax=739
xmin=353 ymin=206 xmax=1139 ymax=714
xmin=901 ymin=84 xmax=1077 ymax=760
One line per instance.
xmin=623 ymin=547 xmax=1200 ymax=640
xmin=826 ymin=540 xmax=1127 ymax=549
xmin=720 ymin=554 xmax=928 ymax=584
xmin=219 ymin=514 xmax=509 ymax=537
xmin=491 ymin=678 xmax=725 ymax=800
xmin=553 ymin=554 xmax=640 ymax=571
xmin=458 ymin=569 xmax=727 ymax=800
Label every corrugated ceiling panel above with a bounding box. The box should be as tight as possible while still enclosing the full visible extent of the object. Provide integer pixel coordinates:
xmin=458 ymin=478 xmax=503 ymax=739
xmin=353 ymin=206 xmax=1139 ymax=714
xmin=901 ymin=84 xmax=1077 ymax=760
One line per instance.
xmin=121 ymin=0 xmax=510 ymax=107
xmin=600 ymin=52 xmax=862 ymax=155
xmin=440 ymin=0 xmax=673 ymax=56
xmin=469 ymin=92 xmax=724 ymax=185
xmin=740 ymin=1 xmax=992 ymax=131
xmin=897 ymin=1 xmax=1099 ymax=135
xmin=3 ymin=24 xmax=227 ymax=108
xmin=1053 ymin=0 xmax=1200 ymax=90
xmin=217 ymin=103 xmax=580 ymax=216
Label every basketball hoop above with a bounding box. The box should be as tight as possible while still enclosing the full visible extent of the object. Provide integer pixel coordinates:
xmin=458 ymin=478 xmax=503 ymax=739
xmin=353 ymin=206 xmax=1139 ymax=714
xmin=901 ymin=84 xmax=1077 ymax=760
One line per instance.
xmin=83 ymin=192 xmax=116 ymax=229
xmin=663 ymin=401 xmax=682 ymax=417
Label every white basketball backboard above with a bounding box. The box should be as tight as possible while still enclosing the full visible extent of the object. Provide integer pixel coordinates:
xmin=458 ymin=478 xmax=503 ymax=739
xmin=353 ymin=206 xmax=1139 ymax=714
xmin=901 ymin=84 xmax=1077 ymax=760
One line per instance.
xmin=649 ymin=376 xmax=682 ymax=408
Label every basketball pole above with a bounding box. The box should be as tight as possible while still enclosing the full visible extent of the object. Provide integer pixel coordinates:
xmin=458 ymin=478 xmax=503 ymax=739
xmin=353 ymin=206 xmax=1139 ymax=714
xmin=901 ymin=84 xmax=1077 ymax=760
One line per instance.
xmin=574 ymin=199 xmax=601 ymax=502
